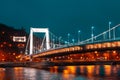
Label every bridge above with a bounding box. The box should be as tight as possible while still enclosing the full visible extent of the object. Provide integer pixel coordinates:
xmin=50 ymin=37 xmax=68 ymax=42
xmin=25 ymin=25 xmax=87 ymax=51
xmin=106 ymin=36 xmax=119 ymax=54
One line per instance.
xmin=22 ymin=23 xmax=120 ymax=65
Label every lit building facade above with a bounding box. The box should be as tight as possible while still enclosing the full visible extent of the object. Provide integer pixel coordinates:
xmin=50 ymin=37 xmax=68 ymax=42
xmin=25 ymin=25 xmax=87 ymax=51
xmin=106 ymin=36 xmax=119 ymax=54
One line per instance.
xmin=0 ymin=23 xmax=28 ymax=61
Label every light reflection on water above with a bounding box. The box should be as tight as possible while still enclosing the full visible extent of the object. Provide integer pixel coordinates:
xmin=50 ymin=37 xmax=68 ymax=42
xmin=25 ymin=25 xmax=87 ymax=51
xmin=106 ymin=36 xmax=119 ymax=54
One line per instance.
xmin=0 ymin=65 xmax=120 ymax=80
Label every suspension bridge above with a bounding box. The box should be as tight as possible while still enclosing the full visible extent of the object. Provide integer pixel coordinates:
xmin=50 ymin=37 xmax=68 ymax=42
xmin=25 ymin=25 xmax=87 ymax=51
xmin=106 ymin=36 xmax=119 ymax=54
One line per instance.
xmin=21 ymin=23 xmax=120 ymax=65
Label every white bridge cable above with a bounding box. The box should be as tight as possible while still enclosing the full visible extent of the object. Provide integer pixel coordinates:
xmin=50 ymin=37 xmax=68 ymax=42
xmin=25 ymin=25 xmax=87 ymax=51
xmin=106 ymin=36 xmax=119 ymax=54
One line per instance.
xmin=49 ymin=31 xmax=66 ymax=48
xmin=33 ymin=33 xmax=52 ymax=53
xmin=30 ymin=31 xmax=66 ymax=53
xmin=81 ymin=24 xmax=120 ymax=44
xmin=25 ymin=34 xmax=30 ymax=55
xmin=49 ymin=32 xmax=59 ymax=48
xmin=40 ymin=34 xmax=46 ymax=51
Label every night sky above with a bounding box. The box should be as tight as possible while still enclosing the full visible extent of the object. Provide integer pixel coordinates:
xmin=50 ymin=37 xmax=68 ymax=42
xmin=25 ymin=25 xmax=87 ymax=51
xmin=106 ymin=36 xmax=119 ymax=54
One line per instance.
xmin=0 ymin=0 xmax=120 ymax=42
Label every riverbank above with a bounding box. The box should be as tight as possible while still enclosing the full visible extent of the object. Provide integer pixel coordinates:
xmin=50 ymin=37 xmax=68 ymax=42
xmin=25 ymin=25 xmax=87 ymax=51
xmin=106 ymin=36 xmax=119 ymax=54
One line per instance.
xmin=0 ymin=62 xmax=31 ymax=67
xmin=0 ymin=61 xmax=120 ymax=68
xmin=41 ymin=61 xmax=120 ymax=66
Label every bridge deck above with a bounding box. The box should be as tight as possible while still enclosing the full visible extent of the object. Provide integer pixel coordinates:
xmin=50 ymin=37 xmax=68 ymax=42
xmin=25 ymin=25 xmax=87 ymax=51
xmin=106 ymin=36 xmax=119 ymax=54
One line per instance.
xmin=32 ymin=40 xmax=120 ymax=58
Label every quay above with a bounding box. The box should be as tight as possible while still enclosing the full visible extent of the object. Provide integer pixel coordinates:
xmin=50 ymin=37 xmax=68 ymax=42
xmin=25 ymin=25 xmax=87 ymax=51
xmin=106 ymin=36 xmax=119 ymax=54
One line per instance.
xmin=0 ymin=61 xmax=120 ymax=68
xmin=0 ymin=62 xmax=32 ymax=67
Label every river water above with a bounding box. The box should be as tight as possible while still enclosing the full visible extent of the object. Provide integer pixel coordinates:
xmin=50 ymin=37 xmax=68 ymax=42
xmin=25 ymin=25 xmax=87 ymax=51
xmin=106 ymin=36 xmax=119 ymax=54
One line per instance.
xmin=0 ymin=65 xmax=120 ymax=80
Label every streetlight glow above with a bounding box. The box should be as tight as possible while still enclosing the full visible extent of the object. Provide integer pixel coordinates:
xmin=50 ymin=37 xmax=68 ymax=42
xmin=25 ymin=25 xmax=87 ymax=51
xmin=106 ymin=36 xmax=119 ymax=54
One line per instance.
xmin=52 ymin=39 xmax=55 ymax=48
xmin=64 ymin=41 xmax=68 ymax=44
xmin=109 ymin=21 xmax=111 ymax=39
xmin=67 ymin=33 xmax=70 ymax=45
xmin=58 ymin=36 xmax=62 ymax=47
xmin=72 ymin=38 xmax=75 ymax=44
xmin=78 ymin=30 xmax=81 ymax=44
xmin=113 ymin=28 xmax=115 ymax=40
xmin=91 ymin=26 xmax=94 ymax=42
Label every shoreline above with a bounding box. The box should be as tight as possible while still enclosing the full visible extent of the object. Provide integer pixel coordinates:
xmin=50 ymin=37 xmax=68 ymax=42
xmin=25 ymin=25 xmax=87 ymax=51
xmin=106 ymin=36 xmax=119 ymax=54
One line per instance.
xmin=0 ymin=61 xmax=120 ymax=68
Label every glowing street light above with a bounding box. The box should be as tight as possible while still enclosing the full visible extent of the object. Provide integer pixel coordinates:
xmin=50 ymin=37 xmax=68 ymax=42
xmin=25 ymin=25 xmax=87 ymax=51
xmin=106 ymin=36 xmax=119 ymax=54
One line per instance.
xmin=67 ymin=33 xmax=70 ymax=45
xmin=78 ymin=30 xmax=81 ymax=44
xmin=52 ymin=39 xmax=55 ymax=48
xmin=72 ymin=38 xmax=75 ymax=44
xmin=64 ymin=41 xmax=68 ymax=45
xmin=91 ymin=26 xmax=94 ymax=42
xmin=109 ymin=21 xmax=111 ymax=40
xmin=113 ymin=28 xmax=116 ymax=40
xmin=103 ymin=32 xmax=106 ymax=40
xmin=58 ymin=36 xmax=62 ymax=47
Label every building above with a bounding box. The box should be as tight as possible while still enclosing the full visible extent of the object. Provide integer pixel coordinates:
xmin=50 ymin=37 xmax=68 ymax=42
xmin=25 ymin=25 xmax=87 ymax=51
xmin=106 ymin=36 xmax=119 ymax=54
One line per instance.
xmin=0 ymin=23 xmax=28 ymax=61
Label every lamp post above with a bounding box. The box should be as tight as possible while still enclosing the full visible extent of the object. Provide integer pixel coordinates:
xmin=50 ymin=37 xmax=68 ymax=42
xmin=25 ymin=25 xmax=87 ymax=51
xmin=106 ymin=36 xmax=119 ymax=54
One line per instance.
xmin=64 ymin=41 xmax=68 ymax=45
xmin=109 ymin=21 xmax=111 ymax=40
xmin=78 ymin=30 xmax=81 ymax=44
xmin=52 ymin=39 xmax=55 ymax=48
xmin=72 ymin=38 xmax=75 ymax=45
xmin=58 ymin=36 xmax=62 ymax=47
xmin=91 ymin=26 xmax=94 ymax=42
xmin=68 ymin=33 xmax=70 ymax=45
xmin=103 ymin=32 xmax=106 ymax=40
xmin=113 ymin=28 xmax=115 ymax=40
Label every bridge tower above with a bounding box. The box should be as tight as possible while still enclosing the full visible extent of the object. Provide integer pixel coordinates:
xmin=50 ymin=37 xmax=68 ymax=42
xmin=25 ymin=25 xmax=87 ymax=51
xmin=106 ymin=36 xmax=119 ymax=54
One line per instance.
xmin=29 ymin=28 xmax=50 ymax=55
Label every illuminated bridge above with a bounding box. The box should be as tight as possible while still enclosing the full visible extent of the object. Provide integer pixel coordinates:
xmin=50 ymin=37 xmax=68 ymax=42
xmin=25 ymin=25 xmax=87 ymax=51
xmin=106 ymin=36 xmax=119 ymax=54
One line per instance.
xmin=23 ymin=23 xmax=120 ymax=65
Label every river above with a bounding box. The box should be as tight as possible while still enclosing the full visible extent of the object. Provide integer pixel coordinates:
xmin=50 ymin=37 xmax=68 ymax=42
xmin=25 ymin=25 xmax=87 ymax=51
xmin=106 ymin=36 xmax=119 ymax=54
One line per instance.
xmin=0 ymin=65 xmax=120 ymax=80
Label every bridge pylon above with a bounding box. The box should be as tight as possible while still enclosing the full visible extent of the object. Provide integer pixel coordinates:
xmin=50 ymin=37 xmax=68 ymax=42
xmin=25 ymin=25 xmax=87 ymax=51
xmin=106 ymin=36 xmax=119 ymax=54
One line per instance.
xmin=29 ymin=28 xmax=50 ymax=55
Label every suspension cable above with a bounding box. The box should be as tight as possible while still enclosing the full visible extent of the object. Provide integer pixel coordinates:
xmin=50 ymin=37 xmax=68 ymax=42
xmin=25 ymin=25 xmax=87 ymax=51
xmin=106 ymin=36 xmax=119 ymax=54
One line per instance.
xmin=81 ymin=24 xmax=120 ymax=44
xmin=40 ymin=34 xmax=46 ymax=51
xmin=25 ymin=34 xmax=30 ymax=55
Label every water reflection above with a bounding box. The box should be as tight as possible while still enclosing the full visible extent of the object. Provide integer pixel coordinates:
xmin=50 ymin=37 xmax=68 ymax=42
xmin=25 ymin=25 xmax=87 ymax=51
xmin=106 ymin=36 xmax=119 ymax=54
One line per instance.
xmin=0 ymin=65 xmax=120 ymax=80
xmin=50 ymin=65 xmax=120 ymax=80
xmin=0 ymin=68 xmax=5 ymax=80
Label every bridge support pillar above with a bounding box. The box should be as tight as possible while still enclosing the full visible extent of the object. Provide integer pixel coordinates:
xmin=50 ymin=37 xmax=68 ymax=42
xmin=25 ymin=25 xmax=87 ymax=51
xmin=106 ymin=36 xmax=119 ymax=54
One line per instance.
xmin=29 ymin=28 xmax=50 ymax=55
xmin=30 ymin=28 xmax=33 ymax=55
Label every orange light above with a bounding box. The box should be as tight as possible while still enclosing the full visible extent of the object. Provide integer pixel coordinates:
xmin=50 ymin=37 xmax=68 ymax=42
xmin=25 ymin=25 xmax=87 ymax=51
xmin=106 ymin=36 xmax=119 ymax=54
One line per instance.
xmin=95 ymin=51 xmax=98 ymax=53
xmin=105 ymin=57 xmax=107 ymax=60
xmin=0 ymin=45 xmax=3 ymax=48
xmin=2 ymin=59 xmax=5 ymax=61
xmin=97 ymin=44 xmax=102 ymax=48
xmin=66 ymin=66 xmax=76 ymax=74
xmin=104 ymin=65 xmax=111 ymax=76
xmin=3 ymin=42 xmax=7 ymax=44
xmin=13 ymin=53 xmax=16 ymax=55
xmin=2 ymin=31 xmax=5 ymax=34
xmin=86 ymin=66 xmax=95 ymax=76
xmin=112 ymin=42 xmax=116 ymax=47
xmin=113 ymin=50 xmax=116 ymax=54
xmin=8 ymin=44 xmax=12 ymax=47
xmin=80 ymin=57 xmax=83 ymax=59
xmin=117 ymin=41 xmax=120 ymax=46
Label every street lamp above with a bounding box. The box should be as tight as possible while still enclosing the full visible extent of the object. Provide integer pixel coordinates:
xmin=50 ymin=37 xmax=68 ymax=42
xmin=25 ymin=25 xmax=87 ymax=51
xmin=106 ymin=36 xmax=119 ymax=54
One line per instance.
xmin=109 ymin=21 xmax=111 ymax=40
xmin=67 ymin=33 xmax=70 ymax=45
xmin=113 ymin=28 xmax=115 ymax=40
xmin=78 ymin=30 xmax=81 ymax=44
xmin=72 ymin=38 xmax=75 ymax=44
xmin=64 ymin=41 xmax=68 ymax=45
xmin=52 ymin=39 xmax=55 ymax=48
xmin=58 ymin=36 xmax=62 ymax=47
xmin=103 ymin=32 xmax=106 ymax=40
xmin=91 ymin=26 xmax=94 ymax=42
